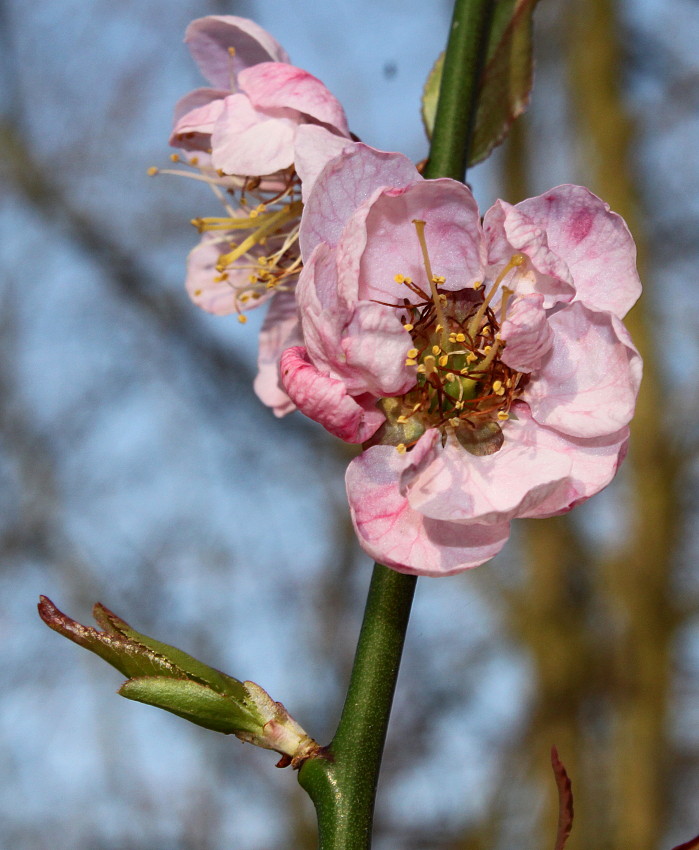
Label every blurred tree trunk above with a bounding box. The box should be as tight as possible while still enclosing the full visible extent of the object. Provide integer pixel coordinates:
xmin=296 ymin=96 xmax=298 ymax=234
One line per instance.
xmin=569 ymin=1 xmax=680 ymax=848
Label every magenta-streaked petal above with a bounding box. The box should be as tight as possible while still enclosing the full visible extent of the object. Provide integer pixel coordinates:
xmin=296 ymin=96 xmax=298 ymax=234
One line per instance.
xmin=525 ymin=301 xmax=642 ymax=438
xmin=483 ymin=200 xmax=575 ymax=307
xmin=239 ymin=63 xmax=349 ymax=137
xmin=513 ymin=185 xmax=641 ymax=318
xmin=185 ymin=16 xmax=289 ymax=89
xmin=346 ymin=442 xmax=511 ymax=575
xmin=170 ymin=91 xmax=227 ymax=150
xmin=210 ymin=94 xmax=297 ymax=175
xmin=294 ymin=125 xmax=355 ymax=201
xmin=280 ymin=347 xmax=384 ymax=443
xmin=300 ymin=144 xmax=421 ymax=258
xmin=500 ymin=293 xmax=554 ymax=373
xmin=254 ymin=290 xmax=302 ymax=417
xmin=356 ymin=179 xmax=486 ymax=305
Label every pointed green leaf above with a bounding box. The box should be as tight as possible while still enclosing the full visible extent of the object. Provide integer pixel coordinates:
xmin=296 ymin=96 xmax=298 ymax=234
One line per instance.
xmin=38 ymin=596 xmax=245 ymax=699
xmin=422 ymin=0 xmax=541 ymax=165
xmin=119 ymin=677 xmax=263 ymax=735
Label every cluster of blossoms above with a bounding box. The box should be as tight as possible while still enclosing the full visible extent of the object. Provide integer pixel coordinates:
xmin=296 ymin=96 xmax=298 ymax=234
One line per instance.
xmin=170 ymin=17 xmax=642 ymax=576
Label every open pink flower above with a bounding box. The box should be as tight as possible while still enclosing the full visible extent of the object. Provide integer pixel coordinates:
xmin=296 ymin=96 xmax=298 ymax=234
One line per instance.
xmin=280 ymin=145 xmax=642 ymax=575
xmin=171 ymin=15 xmax=351 ymax=182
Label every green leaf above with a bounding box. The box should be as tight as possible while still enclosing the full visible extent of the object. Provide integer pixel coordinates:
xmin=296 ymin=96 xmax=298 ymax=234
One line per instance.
xmin=422 ymin=0 xmax=541 ymax=165
xmin=38 ymin=596 xmax=245 ymax=699
xmin=119 ymin=678 xmax=263 ymax=735
xmin=38 ymin=596 xmax=318 ymax=761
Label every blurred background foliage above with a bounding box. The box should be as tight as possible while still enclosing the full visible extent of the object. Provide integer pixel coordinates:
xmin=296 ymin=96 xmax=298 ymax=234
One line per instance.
xmin=1 ymin=0 xmax=698 ymax=848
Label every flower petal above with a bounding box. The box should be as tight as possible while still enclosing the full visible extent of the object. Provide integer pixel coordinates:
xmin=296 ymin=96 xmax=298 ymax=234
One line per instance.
xmin=500 ymin=293 xmax=554 ymax=373
xmin=355 ymin=179 xmax=486 ymax=303
xmin=185 ymin=16 xmax=289 ymax=89
xmin=346 ymin=441 xmax=511 ymax=575
xmin=239 ymin=63 xmax=349 ymax=137
xmin=483 ymin=200 xmax=575 ymax=307
xmin=254 ymin=290 xmax=302 ymax=416
xmin=293 ymin=125 xmax=355 ymax=201
xmin=280 ymin=347 xmax=384 ymax=443
xmin=513 ymin=184 xmax=641 ymax=318
xmin=170 ymin=88 xmax=228 ymax=151
xmin=405 ymin=403 xmax=629 ymax=524
xmin=300 ymin=144 xmax=421 ymax=258
xmin=211 ymin=94 xmax=297 ymax=175
xmin=525 ymin=301 xmax=642 ymax=438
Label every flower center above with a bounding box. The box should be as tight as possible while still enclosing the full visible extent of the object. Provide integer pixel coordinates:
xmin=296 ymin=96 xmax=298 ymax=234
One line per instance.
xmin=375 ymin=221 xmax=528 ymax=456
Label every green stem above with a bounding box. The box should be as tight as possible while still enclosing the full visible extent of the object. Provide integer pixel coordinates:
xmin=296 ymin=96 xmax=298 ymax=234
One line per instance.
xmin=299 ymin=564 xmax=417 ymax=849
xmin=298 ymin=2 xmax=495 ymax=846
xmin=425 ymin=0 xmax=496 ymax=181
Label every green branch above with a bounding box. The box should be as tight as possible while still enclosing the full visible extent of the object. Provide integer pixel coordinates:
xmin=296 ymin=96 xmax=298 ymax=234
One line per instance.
xmin=297 ymin=3 xmax=496 ymax=847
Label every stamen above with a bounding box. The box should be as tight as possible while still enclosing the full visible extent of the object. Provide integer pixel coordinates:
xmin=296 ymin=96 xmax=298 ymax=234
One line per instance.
xmin=467 ymin=253 xmax=526 ymax=339
xmin=412 ymin=219 xmax=449 ymax=347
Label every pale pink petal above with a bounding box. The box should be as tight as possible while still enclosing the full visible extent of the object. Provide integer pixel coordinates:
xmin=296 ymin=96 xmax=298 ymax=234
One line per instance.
xmin=211 ymin=94 xmax=297 ymax=175
xmin=293 ymin=125 xmax=355 ymax=201
xmin=254 ymin=290 xmax=302 ymax=416
xmin=483 ymin=200 xmax=575 ymax=307
xmin=297 ymin=244 xmax=414 ymax=397
xmin=185 ymin=16 xmax=289 ymax=89
xmin=185 ymin=233 xmax=239 ymax=316
xmin=171 ymin=90 xmax=227 ymax=150
xmin=300 ymin=144 xmax=421 ymax=258
xmin=500 ymin=293 xmax=554 ymax=373
xmin=513 ymin=185 xmax=641 ymax=318
xmin=239 ymin=63 xmax=349 ymax=137
xmin=525 ymin=301 xmax=642 ymax=438
xmin=280 ymin=347 xmax=384 ymax=443
xmin=342 ymin=302 xmax=416 ymax=396
xmin=405 ymin=403 xmax=629 ymax=524
xmin=346 ymin=442 xmax=510 ymax=575
xmin=355 ymin=179 xmax=486 ymax=305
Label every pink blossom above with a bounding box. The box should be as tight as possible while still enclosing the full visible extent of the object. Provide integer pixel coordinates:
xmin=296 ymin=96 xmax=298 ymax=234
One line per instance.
xmin=171 ymin=16 xmax=351 ymax=181
xmin=281 ymin=145 xmax=642 ymax=575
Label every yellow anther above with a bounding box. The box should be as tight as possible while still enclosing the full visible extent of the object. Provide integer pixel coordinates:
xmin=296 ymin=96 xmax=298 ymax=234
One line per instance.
xmin=492 ymin=380 xmax=503 ymax=392
xmin=483 ymin=346 xmax=492 ymax=355
xmin=448 ymin=333 xmax=457 ymax=343
xmin=228 ymin=47 xmax=236 ymax=56
xmin=189 ymin=156 xmax=199 ymax=166
xmin=497 ymin=411 xmax=510 ymax=421
xmin=466 ymin=352 xmax=478 ymax=364
xmin=407 ymin=348 xmax=419 ymax=359
xmin=147 ymin=166 xmax=159 ymax=176
xmin=394 ymin=274 xmax=405 ymax=284
xmin=416 ymin=364 xmax=426 ymax=374
xmin=396 ymin=443 xmax=407 ymax=453
xmin=473 ymin=280 xmax=483 ymax=290
xmin=169 ymin=154 xmax=181 ymax=163
xmin=397 ymin=415 xmax=409 ymax=424
xmin=455 ymin=401 xmax=465 ymax=410
xmin=435 ymin=324 xmax=443 ymax=333
xmin=449 ymin=417 xmax=461 ymax=427
xmin=438 ymin=355 xmax=449 ymax=367
xmin=237 ymin=314 xmax=247 ymax=324
xmin=193 ymin=289 xmax=202 ymax=297
xmin=432 ymin=275 xmax=446 ymax=285
xmin=456 ymin=333 xmax=466 ymax=342
xmin=445 ymin=373 xmax=455 ymax=382
xmin=403 ymin=323 xmax=414 ymax=331
xmin=405 ymin=359 xmax=418 ymax=367
xmin=431 ymin=345 xmax=441 ymax=356
xmin=213 ymin=274 xmax=228 ymax=282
